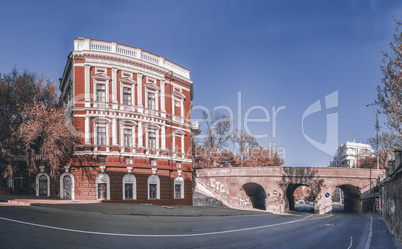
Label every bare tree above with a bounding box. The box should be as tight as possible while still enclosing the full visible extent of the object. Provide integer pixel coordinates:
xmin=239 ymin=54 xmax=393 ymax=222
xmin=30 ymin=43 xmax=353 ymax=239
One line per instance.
xmin=368 ymin=132 xmax=402 ymax=168
xmin=377 ymin=20 xmax=402 ymax=135
xmin=195 ymin=111 xmax=232 ymax=167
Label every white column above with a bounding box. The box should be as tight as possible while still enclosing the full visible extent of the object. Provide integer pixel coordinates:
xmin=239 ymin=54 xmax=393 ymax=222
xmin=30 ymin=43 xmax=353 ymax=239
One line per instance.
xmin=181 ymin=135 xmax=184 ymax=154
xmin=85 ymin=65 xmax=91 ymax=107
xmin=161 ymin=125 xmax=166 ymax=150
xmin=85 ymin=115 xmax=91 ymax=144
xmin=106 ymin=124 xmax=110 ymax=152
xmin=112 ymin=68 xmax=118 ymax=104
xmin=160 ymin=80 xmax=166 ymax=112
xmin=137 ymin=74 xmax=143 ymax=108
xmin=112 ymin=117 xmax=118 ymax=145
xmin=138 ymin=121 xmax=143 ymax=147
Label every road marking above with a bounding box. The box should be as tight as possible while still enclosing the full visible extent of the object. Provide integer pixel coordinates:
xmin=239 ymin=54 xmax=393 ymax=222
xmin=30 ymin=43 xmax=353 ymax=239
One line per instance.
xmin=0 ymin=214 xmax=331 ymax=237
xmin=364 ymin=213 xmax=373 ymax=249
xmin=347 ymin=237 xmax=353 ymax=249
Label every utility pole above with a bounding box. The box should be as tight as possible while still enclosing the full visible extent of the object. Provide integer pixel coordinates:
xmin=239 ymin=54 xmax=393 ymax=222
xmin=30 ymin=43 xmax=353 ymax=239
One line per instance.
xmin=376 ymin=109 xmax=379 ymax=170
xmin=367 ymin=103 xmax=380 ymax=170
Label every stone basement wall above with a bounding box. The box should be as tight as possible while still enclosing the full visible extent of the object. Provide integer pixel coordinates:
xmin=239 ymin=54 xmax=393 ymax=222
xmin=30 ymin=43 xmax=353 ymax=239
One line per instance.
xmin=381 ymin=172 xmax=402 ymax=243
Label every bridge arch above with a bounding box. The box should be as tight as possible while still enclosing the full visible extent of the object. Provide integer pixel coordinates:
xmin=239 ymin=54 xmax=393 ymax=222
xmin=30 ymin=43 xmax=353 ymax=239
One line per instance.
xmin=241 ymin=183 xmax=266 ymax=210
xmin=336 ymin=184 xmax=361 ymax=213
xmin=285 ymin=183 xmax=316 ymax=211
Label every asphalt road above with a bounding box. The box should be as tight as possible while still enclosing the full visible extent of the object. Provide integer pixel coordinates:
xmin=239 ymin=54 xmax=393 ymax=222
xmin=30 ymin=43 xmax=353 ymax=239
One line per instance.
xmin=0 ymin=205 xmax=382 ymax=249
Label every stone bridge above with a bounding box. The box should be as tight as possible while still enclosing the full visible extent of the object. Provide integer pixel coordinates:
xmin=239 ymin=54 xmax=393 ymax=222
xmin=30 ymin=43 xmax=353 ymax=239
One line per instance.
xmin=194 ymin=167 xmax=385 ymax=214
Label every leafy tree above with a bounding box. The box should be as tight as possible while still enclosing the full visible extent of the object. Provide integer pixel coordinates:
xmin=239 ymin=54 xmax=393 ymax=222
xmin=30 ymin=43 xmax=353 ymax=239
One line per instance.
xmin=377 ymin=20 xmax=402 ymax=135
xmin=0 ymin=69 xmax=77 ymax=179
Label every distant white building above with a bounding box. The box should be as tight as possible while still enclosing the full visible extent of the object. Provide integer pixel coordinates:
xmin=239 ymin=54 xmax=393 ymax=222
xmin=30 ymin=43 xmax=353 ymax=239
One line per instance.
xmin=330 ymin=140 xmax=375 ymax=168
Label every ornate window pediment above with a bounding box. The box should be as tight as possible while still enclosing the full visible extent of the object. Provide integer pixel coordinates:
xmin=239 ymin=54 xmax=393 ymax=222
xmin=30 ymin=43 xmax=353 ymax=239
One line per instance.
xmin=93 ymin=117 xmax=111 ymax=124
xmin=145 ymin=123 xmax=161 ymax=131
xmin=145 ymin=82 xmax=160 ymax=91
xmin=173 ymin=129 xmax=186 ymax=136
xmin=119 ymin=77 xmax=137 ymax=85
xmin=92 ymin=73 xmax=111 ymax=81
xmin=120 ymin=120 xmax=137 ymax=127
xmin=171 ymin=91 xmax=185 ymax=100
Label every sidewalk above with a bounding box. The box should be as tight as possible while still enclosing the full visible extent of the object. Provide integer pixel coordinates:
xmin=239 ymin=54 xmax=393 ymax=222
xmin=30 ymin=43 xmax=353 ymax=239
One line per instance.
xmin=0 ymin=193 xmax=264 ymax=216
xmin=368 ymin=213 xmax=402 ymax=249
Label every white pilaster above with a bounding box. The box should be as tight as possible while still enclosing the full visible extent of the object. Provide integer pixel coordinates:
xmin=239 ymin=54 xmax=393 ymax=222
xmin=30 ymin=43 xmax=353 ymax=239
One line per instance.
xmin=137 ymin=73 xmax=143 ymax=108
xmin=112 ymin=117 xmax=118 ymax=145
xmin=85 ymin=65 xmax=91 ymax=107
xmin=138 ymin=121 xmax=143 ymax=147
xmin=161 ymin=125 xmax=166 ymax=150
xmin=112 ymin=68 xmax=118 ymax=104
xmin=85 ymin=115 xmax=91 ymax=144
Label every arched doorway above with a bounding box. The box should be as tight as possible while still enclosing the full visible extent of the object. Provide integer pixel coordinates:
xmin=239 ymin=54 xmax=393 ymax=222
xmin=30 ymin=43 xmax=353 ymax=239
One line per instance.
xmin=95 ymin=173 xmax=110 ymax=200
xmin=242 ymin=183 xmax=267 ymax=210
xmin=60 ymin=172 xmax=74 ymax=200
xmin=334 ymin=184 xmax=361 ymax=213
xmin=36 ymin=168 xmax=50 ymax=197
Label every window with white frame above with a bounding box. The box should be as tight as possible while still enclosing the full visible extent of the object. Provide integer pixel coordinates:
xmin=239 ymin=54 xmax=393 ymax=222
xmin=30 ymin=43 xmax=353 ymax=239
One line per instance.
xmin=97 ymin=126 xmax=106 ymax=146
xmin=147 ymin=92 xmax=156 ymax=110
xmin=150 ymin=158 xmax=156 ymax=166
xmin=123 ymin=174 xmax=136 ymax=200
xmin=96 ymin=84 xmax=106 ymax=102
xmin=174 ymin=176 xmax=184 ymax=199
xmin=95 ymin=173 xmax=110 ymax=200
xmin=124 ymin=128 xmax=133 ymax=147
xmin=176 ymin=161 xmax=182 ymax=168
xmin=148 ymin=131 xmax=156 ymax=150
xmin=148 ymin=174 xmax=160 ymax=199
xmin=123 ymin=87 xmax=132 ymax=105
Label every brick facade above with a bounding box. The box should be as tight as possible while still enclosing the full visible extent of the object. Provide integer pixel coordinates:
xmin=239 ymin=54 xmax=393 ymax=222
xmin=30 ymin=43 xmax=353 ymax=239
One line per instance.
xmin=54 ymin=38 xmax=198 ymax=204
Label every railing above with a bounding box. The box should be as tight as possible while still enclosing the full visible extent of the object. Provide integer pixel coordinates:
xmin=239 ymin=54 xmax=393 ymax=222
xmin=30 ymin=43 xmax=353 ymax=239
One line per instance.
xmin=74 ymin=38 xmax=190 ymax=79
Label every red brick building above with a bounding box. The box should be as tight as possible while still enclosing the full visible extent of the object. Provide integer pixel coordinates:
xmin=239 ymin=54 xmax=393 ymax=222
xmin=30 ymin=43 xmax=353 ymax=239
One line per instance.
xmin=55 ymin=38 xmax=198 ymax=204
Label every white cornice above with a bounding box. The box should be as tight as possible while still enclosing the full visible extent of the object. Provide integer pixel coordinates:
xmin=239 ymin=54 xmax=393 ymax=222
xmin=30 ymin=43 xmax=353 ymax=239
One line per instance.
xmin=73 ymin=51 xmax=193 ymax=86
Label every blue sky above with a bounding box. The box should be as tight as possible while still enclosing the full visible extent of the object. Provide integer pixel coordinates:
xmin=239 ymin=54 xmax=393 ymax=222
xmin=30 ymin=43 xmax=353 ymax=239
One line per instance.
xmin=0 ymin=0 xmax=401 ymax=166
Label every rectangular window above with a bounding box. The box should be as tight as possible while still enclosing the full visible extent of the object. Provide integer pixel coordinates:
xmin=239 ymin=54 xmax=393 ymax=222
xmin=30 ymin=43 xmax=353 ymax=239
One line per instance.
xmin=125 ymin=183 xmax=133 ymax=199
xmin=124 ymin=128 xmax=132 ymax=147
xmin=97 ymin=126 xmax=106 ymax=145
xmin=150 ymin=158 xmax=156 ymax=166
xmin=148 ymin=92 xmax=155 ymax=110
xmin=176 ymin=162 xmax=182 ymax=168
xmin=148 ymin=131 xmax=156 ymax=150
xmin=96 ymin=84 xmax=106 ymax=102
xmin=124 ymin=157 xmax=132 ymax=164
xmin=123 ymin=87 xmax=132 ymax=105
xmin=149 ymin=184 xmax=157 ymax=199
xmin=175 ymin=184 xmax=182 ymax=199
xmin=97 ymin=156 xmax=106 ymax=164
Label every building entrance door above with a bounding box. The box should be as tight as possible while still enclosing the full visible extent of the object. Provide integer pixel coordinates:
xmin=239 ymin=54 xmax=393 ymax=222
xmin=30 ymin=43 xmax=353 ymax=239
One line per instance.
xmin=98 ymin=183 xmax=107 ymax=200
xmin=39 ymin=175 xmax=48 ymax=196
xmin=63 ymin=175 xmax=72 ymax=200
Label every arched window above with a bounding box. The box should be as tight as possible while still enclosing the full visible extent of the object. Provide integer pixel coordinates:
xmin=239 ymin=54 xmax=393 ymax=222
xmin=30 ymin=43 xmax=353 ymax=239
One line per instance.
xmin=95 ymin=172 xmax=110 ymax=200
xmin=60 ymin=172 xmax=75 ymax=200
xmin=36 ymin=171 xmax=50 ymax=197
xmin=174 ymin=175 xmax=184 ymax=199
xmin=123 ymin=174 xmax=136 ymax=200
xmin=148 ymin=174 xmax=160 ymax=199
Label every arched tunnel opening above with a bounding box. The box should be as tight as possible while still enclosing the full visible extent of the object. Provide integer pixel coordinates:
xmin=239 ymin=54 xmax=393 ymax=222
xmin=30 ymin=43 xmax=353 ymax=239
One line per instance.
xmin=242 ymin=183 xmax=266 ymax=210
xmin=286 ymin=184 xmax=315 ymax=213
xmin=333 ymin=185 xmax=361 ymax=213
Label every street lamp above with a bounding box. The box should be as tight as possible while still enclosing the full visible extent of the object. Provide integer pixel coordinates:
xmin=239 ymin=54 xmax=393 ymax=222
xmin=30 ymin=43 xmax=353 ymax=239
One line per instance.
xmin=366 ymin=103 xmax=380 ymax=170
